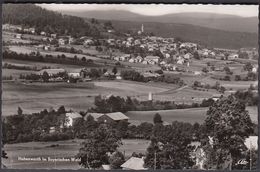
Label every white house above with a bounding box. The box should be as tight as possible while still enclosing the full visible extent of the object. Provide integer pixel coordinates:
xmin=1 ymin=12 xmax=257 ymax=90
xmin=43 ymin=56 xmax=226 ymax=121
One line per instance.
xmin=136 ymin=56 xmax=143 ymax=63
xmin=252 ymin=66 xmax=258 ymax=73
xmin=177 ymin=57 xmax=185 ymax=65
xmin=15 ymin=34 xmax=22 ymax=39
xmin=129 ymin=58 xmax=136 ymax=63
xmin=116 ymin=73 xmax=122 ymax=80
xmin=144 ymin=56 xmax=160 ymax=64
xmin=40 ymin=31 xmax=46 ymax=36
xmin=65 ymin=112 xmax=82 ymax=127
xmin=58 ymin=38 xmax=66 ymax=45
xmin=121 ymin=157 xmax=147 ymax=170
xmin=228 ymin=53 xmax=239 ymax=60
xmin=37 ymin=68 xmax=66 ymax=77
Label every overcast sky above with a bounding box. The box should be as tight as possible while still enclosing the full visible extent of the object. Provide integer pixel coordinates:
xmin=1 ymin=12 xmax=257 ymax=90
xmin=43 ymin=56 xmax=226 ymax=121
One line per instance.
xmin=38 ymin=4 xmax=258 ymax=17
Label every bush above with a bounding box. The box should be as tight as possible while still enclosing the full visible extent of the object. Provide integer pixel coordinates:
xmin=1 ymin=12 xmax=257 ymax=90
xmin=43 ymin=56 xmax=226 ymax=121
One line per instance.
xmin=223 ymin=75 xmax=231 ymax=81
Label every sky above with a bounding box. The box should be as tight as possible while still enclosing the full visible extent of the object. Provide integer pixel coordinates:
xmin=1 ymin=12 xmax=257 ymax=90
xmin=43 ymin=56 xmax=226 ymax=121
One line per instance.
xmin=38 ymin=4 xmax=258 ymax=17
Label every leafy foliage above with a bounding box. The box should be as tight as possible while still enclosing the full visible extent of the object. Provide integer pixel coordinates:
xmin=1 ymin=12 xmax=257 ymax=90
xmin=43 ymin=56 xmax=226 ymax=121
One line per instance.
xmin=145 ymin=122 xmax=195 ymax=169
xmin=109 ymin=151 xmax=125 ymax=169
xmin=77 ymin=125 xmax=122 ymax=169
xmin=203 ymin=95 xmax=254 ymax=169
xmin=3 ymin=4 xmax=101 ymax=38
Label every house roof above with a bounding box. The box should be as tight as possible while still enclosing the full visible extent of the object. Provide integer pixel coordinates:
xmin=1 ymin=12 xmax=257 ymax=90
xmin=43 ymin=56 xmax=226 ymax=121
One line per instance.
xmin=104 ymin=112 xmax=129 ymax=121
xmin=245 ymin=136 xmax=258 ymax=150
xmin=65 ymin=112 xmax=82 ymax=119
xmin=37 ymin=68 xmax=65 ymax=75
xmin=121 ymin=157 xmax=147 ymax=170
xmin=84 ymin=113 xmax=104 ymax=121
xmin=144 ymin=56 xmax=160 ymax=60
xmin=67 ymin=68 xmax=83 ymax=73
xmin=143 ymin=72 xmax=160 ymax=78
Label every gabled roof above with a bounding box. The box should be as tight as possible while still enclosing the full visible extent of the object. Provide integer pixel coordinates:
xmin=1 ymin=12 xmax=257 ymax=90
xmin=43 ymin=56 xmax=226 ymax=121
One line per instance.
xmin=245 ymin=136 xmax=258 ymax=150
xmin=104 ymin=112 xmax=129 ymax=121
xmin=121 ymin=157 xmax=147 ymax=170
xmin=144 ymin=55 xmax=160 ymax=60
xmin=84 ymin=113 xmax=104 ymax=121
xmin=65 ymin=112 xmax=82 ymax=119
xmin=37 ymin=68 xmax=65 ymax=75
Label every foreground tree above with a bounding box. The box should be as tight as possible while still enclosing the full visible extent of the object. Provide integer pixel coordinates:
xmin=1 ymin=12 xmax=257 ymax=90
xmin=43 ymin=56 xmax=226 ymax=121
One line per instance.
xmin=153 ymin=113 xmax=163 ymax=124
xmin=145 ymin=123 xmax=194 ymax=169
xmin=109 ymin=151 xmax=125 ymax=169
xmin=42 ymin=71 xmax=49 ymax=82
xmin=77 ymin=125 xmax=122 ymax=169
xmin=17 ymin=107 xmax=23 ymax=115
xmin=243 ymin=62 xmax=253 ymax=72
xmin=203 ymin=95 xmax=254 ymax=169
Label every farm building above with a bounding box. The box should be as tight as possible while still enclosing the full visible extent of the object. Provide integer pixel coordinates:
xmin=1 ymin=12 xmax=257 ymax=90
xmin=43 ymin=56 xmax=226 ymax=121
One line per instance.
xmin=15 ymin=34 xmax=22 ymax=39
xmin=37 ymin=68 xmax=66 ymax=77
xmin=67 ymin=69 xmax=84 ymax=78
xmin=65 ymin=112 xmax=82 ymax=127
xmin=97 ymin=112 xmax=129 ymax=123
xmin=40 ymin=31 xmax=46 ymax=36
xmin=212 ymin=94 xmax=223 ymax=101
xmin=245 ymin=136 xmax=258 ymax=150
xmin=144 ymin=56 xmax=160 ymax=64
xmin=50 ymin=34 xmax=57 ymax=38
xmin=121 ymin=157 xmax=147 ymax=170
xmin=58 ymin=38 xmax=66 ymax=45
xmin=143 ymin=72 xmax=160 ymax=79
xmin=116 ymin=73 xmax=122 ymax=80
xmin=228 ymin=53 xmax=239 ymax=60
xmin=84 ymin=112 xmax=104 ymax=121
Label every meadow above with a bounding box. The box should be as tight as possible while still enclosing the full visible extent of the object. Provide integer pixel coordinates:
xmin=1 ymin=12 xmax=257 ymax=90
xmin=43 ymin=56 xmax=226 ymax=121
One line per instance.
xmin=126 ymin=106 xmax=258 ymax=125
xmin=2 ymin=80 xmax=176 ymax=116
xmin=3 ymin=139 xmax=149 ymax=169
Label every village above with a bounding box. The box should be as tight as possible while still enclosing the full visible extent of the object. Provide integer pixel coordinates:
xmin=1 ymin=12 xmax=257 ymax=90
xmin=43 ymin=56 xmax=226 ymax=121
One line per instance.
xmin=1 ymin=4 xmax=259 ymax=171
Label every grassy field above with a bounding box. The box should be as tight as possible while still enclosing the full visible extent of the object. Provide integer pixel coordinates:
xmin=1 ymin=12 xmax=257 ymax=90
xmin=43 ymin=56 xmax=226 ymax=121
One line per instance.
xmin=200 ymin=76 xmax=257 ymax=90
xmin=126 ymin=106 xmax=258 ymax=125
xmin=93 ymin=81 xmax=169 ymax=95
xmin=8 ymin=46 xmax=100 ymax=61
xmin=3 ymin=139 xmax=149 ymax=169
xmin=2 ymin=80 xmax=176 ymax=116
xmin=2 ymin=81 xmax=107 ymax=116
xmin=3 ymin=69 xmax=34 ymax=78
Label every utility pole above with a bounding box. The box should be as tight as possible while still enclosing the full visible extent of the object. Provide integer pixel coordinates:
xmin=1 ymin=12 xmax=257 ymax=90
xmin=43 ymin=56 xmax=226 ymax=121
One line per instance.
xmin=250 ymin=141 xmax=252 ymax=170
xmin=154 ymin=151 xmax=157 ymax=170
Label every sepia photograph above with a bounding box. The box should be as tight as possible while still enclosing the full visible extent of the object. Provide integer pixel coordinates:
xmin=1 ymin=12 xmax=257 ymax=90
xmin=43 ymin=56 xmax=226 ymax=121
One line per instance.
xmin=1 ymin=3 xmax=259 ymax=170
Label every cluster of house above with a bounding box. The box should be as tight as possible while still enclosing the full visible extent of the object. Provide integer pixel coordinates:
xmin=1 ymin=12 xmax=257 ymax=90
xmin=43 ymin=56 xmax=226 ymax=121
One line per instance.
xmin=36 ymin=68 xmax=91 ymax=82
xmin=4 ymin=23 xmax=258 ymax=75
xmin=64 ymin=111 xmax=129 ymax=128
xmin=3 ymin=24 xmax=35 ymax=34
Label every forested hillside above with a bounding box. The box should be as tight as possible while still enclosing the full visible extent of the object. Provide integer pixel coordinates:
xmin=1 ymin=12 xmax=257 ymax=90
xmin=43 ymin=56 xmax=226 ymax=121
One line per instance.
xmin=111 ymin=20 xmax=258 ymax=49
xmin=3 ymin=4 xmax=101 ymax=38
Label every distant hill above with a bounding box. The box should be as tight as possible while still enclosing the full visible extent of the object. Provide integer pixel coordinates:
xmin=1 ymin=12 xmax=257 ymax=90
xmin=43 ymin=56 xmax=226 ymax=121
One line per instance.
xmin=3 ymin=5 xmax=258 ymax=49
xmin=111 ymin=20 xmax=257 ymax=49
xmin=62 ymin=10 xmax=258 ymax=33
xmin=2 ymin=4 xmax=102 ymax=38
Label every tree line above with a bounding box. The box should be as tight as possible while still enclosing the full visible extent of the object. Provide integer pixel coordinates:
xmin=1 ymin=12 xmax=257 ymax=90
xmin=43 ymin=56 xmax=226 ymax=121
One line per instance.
xmin=91 ymin=95 xmax=215 ymax=113
xmin=3 ymin=4 xmax=101 ymax=38
xmin=76 ymin=95 xmax=257 ymax=170
xmin=3 ymin=50 xmax=96 ymax=67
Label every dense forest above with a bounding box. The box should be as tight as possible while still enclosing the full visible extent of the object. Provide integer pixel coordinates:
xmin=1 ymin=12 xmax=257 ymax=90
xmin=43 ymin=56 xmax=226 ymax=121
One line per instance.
xmin=3 ymin=4 xmax=101 ymax=38
xmin=111 ymin=20 xmax=258 ymax=49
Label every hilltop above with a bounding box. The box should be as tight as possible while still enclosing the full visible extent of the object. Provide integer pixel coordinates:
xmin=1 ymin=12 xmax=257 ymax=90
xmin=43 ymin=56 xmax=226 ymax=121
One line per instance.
xmin=111 ymin=20 xmax=257 ymax=49
xmin=3 ymin=4 xmax=258 ymax=49
xmin=2 ymin=4 xmax=103 ymax=38
xmin=62 ymin=10 xmax=258 ymax=33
